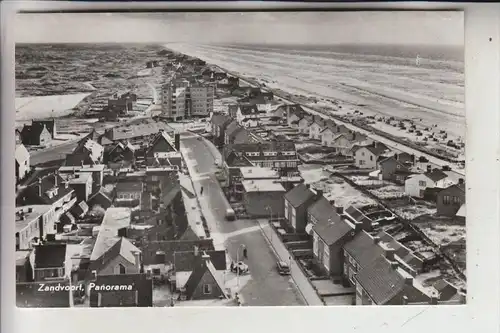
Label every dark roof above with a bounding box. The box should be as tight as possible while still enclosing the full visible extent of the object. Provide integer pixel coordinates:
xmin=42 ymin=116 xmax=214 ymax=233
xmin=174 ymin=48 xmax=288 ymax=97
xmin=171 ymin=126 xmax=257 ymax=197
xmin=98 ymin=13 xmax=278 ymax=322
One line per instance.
xmin=71 ymin=201 xmax=89 ymax=217
xmin=21 ymin=123 xmax=49 ymax=141
xmin=355 ymin=255 xmax=428 ymax=305
xmin=228 ymin=105 xmax=239 ymax=115
xmin=439 ymin=182 xmax=466 ymax=195
xmin=433 ymin=279 xmax=458 ymax=301
xmin=17 ymin=280 xmax=71 ymax=308
xmin=239 ymin=104 xmax=259 ymax=116
xmin=115 ymin=181 xmax=143 ymax=192
xmin=225 ymin=121 xmax=242 ymax=138
xmin=35 ymin=244 xmax=67 ymax=269
xmin=23 ymin=173 xmax=73 ymax=205
xmin=355 ymin=142 xmax=389 ymax=156
xmin=284 ymin=183 xmax=316 ymax=208
xmin=313 ymin=220 xmax=353 ymax=246
xmin=211 ymin=114 xmax=232 ymax=127
xmin=182 ymin=256 xmax=227 ymax=300
xmin=425 ymin=169 xmax=448 ymax=182
xmin=174 ymin=250 xmax=226 ymax=271
xmin=141 ymin=239 xmax=215 ymax=265
xmin=307 ymin=196 xmax=342 ymax=224
xmin=343 ymin=231 xmax=384 ymax=265
xmin=376 ymin=231 xmax=424 ymax=272
xmin=223 ymin=141 xmax=296 ymax=158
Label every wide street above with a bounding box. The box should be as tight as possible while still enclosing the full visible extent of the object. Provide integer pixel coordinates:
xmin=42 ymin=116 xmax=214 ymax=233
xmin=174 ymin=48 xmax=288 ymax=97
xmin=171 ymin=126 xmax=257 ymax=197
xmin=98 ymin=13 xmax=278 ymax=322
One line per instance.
xmin=180 ymin=133 xmax=306 ymax=306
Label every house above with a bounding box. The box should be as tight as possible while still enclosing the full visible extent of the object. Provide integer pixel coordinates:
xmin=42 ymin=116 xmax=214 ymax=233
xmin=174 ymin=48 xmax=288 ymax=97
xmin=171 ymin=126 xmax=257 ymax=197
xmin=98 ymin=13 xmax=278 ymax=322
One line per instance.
xmin=236 ymin=104 xmax=260 ymax=128
xmin=87 ymin=189 xmax=113 ymax=211
xmin=89 ymin=208 xmax=142 ymax=276
xmin=210 ymin=114 xmax=233 ymax=147
xmin=15 ymin=144 xmax=30 ymax=183
xmin=89 ymin=273 xmax=153 ymax=307
xmin=20 ymin=122 xmax=52 ymax=146
xmin=394 ymin=152 xmax=415 ymax=166
xmin=33 ymin=243 xmax=68 ymax=281
xmin=228 ymin=104 xmax=239 ymax=118
xmin=16 ymin=205 xmax=54 ymax=250
xmin=312 ymin=218 xmax=356 ymax=277
xmin=436 ymin=180 xmax=466 ymax=217
xmin=224 ymin=121 xmax=260 ymax=145
xmin=432 ymin=279 xmax=465 ymax=304
xmin=353 ymin=142 xmax=390 ymax=169
xmin=306 ymin=194 xmax=342 ymax=227
xmin=178 ymin=252 xmax=228 ymax=301
xmin=284 ymin=104 xmax=307 ymax=127
xmin=17 ymin=173 xmax=77 ymax=230
xmin=65 ymin=139 xmax=104 ymax=166
xmin=105 ymin=141 xmax=136 ymax=164
xmin=405 ymin=167 xmax=452 ymax=198
xmin=58 ymin=164 xmax=105 ymax=192
xmin=70 ymin=201 xmax=89 ymax=219
xmin=378 ymin=155 xmax=412 ymax=184
xmin=16 ymin=128 xmax=22 ymax=144
xmin=309 ymin=117 xmax=326 ymax=140
xmin=297 ymin=115 xmax=313 ymax=134
xmin=33 ymin=119 xmax=57 ymax=138
xmin=16 ymin=250 xmax=33 ymax=282
xmin=68 ymin=172 xmax=93 ymax=202
xmin=283 ymin=183 xmax=319 ymax=233
xmin=174 ymin=249 xmax=226 ymax=290
xmin=343 ymin=231 xmax=430 ymax=305
xmin=242 ymin=179 xmax=286 ymax=217
xmin=344 ymin=206 xmax=374 ymax=231
xmin=321 ymin=130 xmax=368 ymax=154
xmin=115 ymin=181 xmax=143 ymax=206
xmin=145 ymin=131 xmax=177 ymax=163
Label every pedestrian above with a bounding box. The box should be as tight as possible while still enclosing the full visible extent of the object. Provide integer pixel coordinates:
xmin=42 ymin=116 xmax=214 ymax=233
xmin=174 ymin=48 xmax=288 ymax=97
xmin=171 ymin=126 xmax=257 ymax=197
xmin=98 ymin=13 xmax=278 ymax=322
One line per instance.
xmin=243 ymin=248 xmax=247 ymax=259
xmin=200 ymin=186 xmax=204 ymax=195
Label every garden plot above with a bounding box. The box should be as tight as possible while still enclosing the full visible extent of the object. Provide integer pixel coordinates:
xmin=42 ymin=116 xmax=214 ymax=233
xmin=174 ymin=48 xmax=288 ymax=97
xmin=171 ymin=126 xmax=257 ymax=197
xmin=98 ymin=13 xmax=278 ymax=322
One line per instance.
xmin=392 ymin=203 xmax=437 ymax=220
xmin=312 ymin=176 xmax=377 ymax=208
xmin=347 ymin=175 xmax=392 ymax=187
xmin=369 ymin=185 xmax=406 ymax=199
xmin=299 ymin=164 xmax=329 ymax=184
xmin=412 ymin=216 xmax=466 ymax=247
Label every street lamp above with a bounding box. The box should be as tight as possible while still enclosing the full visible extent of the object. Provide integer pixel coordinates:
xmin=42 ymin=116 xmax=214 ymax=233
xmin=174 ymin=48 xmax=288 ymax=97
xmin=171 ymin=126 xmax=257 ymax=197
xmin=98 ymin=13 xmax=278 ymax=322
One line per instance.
xmin=236 ymin=244 xmax=246 ymax=287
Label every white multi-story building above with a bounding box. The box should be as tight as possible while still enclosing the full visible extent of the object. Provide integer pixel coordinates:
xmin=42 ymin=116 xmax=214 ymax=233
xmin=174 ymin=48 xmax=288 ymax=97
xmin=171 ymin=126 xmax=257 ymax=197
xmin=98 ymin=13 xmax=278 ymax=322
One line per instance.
xmin=161 ymin=81 xmax=214 ymax=120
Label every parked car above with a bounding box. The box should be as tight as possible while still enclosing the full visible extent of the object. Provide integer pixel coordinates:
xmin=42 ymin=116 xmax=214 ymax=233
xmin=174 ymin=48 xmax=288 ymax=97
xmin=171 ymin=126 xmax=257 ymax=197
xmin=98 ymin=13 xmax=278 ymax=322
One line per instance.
xmin=231 ymin=261 xmax=249 ymax=274
xmin=225 ymin=208 xmax=236 ymax=221
xmin=276 ymin=261 xmax=290 ymax=275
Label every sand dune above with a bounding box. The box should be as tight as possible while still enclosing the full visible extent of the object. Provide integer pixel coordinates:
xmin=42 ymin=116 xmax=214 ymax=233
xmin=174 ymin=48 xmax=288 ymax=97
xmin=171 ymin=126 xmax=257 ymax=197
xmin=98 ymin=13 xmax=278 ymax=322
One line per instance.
xmin=15 ymin=93 xmax=91 ymax=121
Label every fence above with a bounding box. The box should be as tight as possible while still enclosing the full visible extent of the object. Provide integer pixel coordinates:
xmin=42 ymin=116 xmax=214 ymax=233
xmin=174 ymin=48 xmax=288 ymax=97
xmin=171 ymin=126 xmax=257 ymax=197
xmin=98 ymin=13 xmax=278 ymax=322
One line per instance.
xmin=334 ymin=172 xmax=466 ymax=280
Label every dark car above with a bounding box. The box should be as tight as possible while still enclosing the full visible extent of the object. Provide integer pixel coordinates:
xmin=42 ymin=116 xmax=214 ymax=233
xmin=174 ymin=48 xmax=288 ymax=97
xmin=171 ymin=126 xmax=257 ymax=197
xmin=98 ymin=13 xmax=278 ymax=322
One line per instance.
xmin=277 ymin=261 xmax=290 ymax=275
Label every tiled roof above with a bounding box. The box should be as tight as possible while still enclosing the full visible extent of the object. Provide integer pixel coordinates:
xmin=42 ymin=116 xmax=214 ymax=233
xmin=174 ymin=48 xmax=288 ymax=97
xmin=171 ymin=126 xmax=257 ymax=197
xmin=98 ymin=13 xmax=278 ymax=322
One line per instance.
xmin=90 ymin=208 xmax=132 ymax=261
xmin=239 ymin=104 xmax=259 ymax=116
xmin=424 ymin=169 xmax=448 ymax=182
xmin=355 ymin=143 xmax=389 ymax=156
xmin=15 ymin=144 xmax=30 ymax=163
xmin=106 ymin=119 xmax=174 ymax=141
xmin=313 ymin=219 xmax=353 ymax=246
xmin=34 ymin=244 xmax=66 ymax=269
xmin=174 ymin=250 xmax=226 ymax=271
xmin=343 ymin=231 xmax=384 ymax=265
xmin=71 ymin=201 xmax=89 ymax=217
xmin=115 ymin=181 xmax=143 ymax=193
xmin=146 ymin=131 xmax=176 ymax=155
xmin=307 ymin=196 xmax=341 ymax=224
xmin=345 ymin=206 xmax=373 ymax=227
xmin=23 ymin=173 xmax=74 ymax=205
xmin=183 ymin=256 xmax=227 ymax=300
xmin=376 ymin=231 xmax=424 ymax=272
xmin=141 ymin=239 xmax=215 ymax=265
xmin=433 ymin=279 xmax=459 ymax=301
xmin=284 ymin=183 xmax=316 ymax=208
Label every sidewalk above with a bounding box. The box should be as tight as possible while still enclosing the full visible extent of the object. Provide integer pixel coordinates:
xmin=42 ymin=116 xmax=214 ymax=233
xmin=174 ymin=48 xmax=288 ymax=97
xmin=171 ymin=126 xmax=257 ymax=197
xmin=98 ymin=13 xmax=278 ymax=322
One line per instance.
xmin=256 ymin=219 xmax=324 ymax=306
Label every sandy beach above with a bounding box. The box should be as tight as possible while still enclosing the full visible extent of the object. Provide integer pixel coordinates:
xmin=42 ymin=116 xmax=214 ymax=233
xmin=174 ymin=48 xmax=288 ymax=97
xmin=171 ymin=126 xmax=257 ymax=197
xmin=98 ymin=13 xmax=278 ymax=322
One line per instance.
xmin=167 ymin=43 xmax=465 ymax=140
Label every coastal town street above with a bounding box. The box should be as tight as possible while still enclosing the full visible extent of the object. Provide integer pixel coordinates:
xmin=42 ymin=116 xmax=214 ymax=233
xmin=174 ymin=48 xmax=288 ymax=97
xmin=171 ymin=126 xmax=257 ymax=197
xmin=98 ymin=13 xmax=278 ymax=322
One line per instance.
xmin=180 ymin=133 xmax=307 ymax=306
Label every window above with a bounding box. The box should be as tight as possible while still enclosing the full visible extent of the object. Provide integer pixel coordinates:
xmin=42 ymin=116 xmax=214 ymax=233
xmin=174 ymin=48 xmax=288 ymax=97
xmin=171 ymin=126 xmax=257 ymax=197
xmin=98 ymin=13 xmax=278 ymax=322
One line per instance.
xmin=313 ymin=233 xmax=318 ymax=256
xmin=323 ymin=247 xmax=330 ymax=271
xmin=118 ymin=264 xmax=126 ymax=274
xmin=203 ymin=284 xmax=212 ymax=294
xmin=348 ymin=268 xmax=355 ymax=285
xmin=370 ymin=156 xmax=373 ymax=161
xmin=359 ymin=160 xmax=365 ymax=166
xmin=453 ymin=196 xmax=461 ymax=204
xmin=361 ymin=152 xmax=365 ymax=156
xmin=397 ymin=165 xmax=400 ymax=169
xmin=418 ymin=180 xmax=426 ymax=187
xmin=443 ymin=195 xmax=451 ymax=205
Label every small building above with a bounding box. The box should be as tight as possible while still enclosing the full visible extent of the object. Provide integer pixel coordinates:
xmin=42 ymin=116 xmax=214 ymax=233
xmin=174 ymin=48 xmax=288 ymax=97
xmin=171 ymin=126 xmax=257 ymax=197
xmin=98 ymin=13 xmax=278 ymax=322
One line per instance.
xmin=87 ymin=189 xmax=113 ymax=211
xmin=436 ymin=180 xmax=466 ymax=217
xmin=20 ymin=122 xmax=52 ymax=146
xmin=283 ymin=104 xmax=307 ymax=128
xmin=242 ymin=179 xmax=286 ymax=218
xmin=211 ymin=114 xmax=233 ymax=147
xmin=105 ymin=141 xmax=136 ymax=164
xmin=174 ymin=249 xmax=226 ymax=290
xmin=16 ymin=250 xmax=33 ymax=282
xmin=236 ymin=104 xmax=260 ymax=128
xmin=115 ymin=181 xmax=143 ymax=206
xmin=15 ymin=144 xmax=30 ymax=183
xmin=404 ymin=167 xmax=452 ymax=198
xmin=378 ymin=155 xmax=412 ymax=184
xmin=68 ymin=172 xmax=93 ymax=202
xmin=65 ymin=139 xmax=104 ymax=166
xmin=297 ymin=115 xmax=313 ymax=134
xmin=89 ymin=273 xmax=153 ymax=307
xmin=178 ymin=253 xmax=228 ymax=301
xmin=353 ymin=142 xmax=390 ymax=169
xmin=70 ymin=201 xmax=89 ymax=219
xmin=33 ymin=243 xmax=67 ymax=281
xmin=283 ymin=184 xmax=319 ymax=233
xmin=309 ymin=118 xmax=326 ymax=140
xmin=58 ymin=164 xmax=105 ymax=191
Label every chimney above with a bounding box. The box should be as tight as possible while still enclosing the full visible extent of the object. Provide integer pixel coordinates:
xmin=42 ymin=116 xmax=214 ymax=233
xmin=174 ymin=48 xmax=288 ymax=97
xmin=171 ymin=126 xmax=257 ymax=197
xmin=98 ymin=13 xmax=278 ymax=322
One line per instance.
xmin=390 ymin=261 xmax=398 ymax=269
xmin=117 ymin=227 xmax=128 ymax=238
xmin=305 ymin=184 xmax=310 ymax=189
xmin=132 ymin=250 xmax=141 ymax=271
xmin=155 ymin=251 xmax=166 ymax=264
xmin=336 ymin=206 xmax=343 ymax=215
xmin=385 ymin=248 xmax=395 ymax=261
xmin=194 ymin=245 xmax=199 ymax=257
xmin=54 ymin=172 xmax=58 ymax=187
xmin=373 ymin=236 xmax=380 ymax=244
xmin=458 ymin=178 xmax=464 ymax=185
xmin=426 ymin=165 xmax=432 ymax=173
xmin=354 ymin=222 xmax=362 ymax=232
xmin=174 ymin=133 xmax=180 ymax=151
xmin=314 ymin=189 xmax=323 ymax=199
xmin=404 ymin=277 xmax=413 ymax=286
xmin=430 ymin=296 xmax=438 ymax=305
xmin=38 ymin=178 xmax=42 ymax=197
xmin=81 ymin=160 xmax=84 ymax=168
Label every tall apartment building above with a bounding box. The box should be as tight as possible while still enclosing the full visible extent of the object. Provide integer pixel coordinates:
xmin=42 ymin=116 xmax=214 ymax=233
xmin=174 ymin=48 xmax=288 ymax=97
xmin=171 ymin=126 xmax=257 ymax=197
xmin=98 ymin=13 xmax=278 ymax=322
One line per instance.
xmin=161 ymin=81 xmax=214 ymax=121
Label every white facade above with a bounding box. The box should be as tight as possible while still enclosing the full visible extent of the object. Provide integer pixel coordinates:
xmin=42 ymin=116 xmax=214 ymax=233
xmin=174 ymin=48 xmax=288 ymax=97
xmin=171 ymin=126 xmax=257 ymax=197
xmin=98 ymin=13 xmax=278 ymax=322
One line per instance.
xmin=162 ymin=82 xmax=214 ymax=119
xmin=354 ymin=147 xmax=378 ymax=169
xmin=309 ymin=122 xmax=324 ymax=140
xmin=288 ymin=113 xmax=301 ymax=128
xmin=298 ymin=118 xmax=311 ymax=134
xmin=190 ymin=85 xmax=214 ymax=116
xmin=405 ymin=173 xmax=454 ymax=198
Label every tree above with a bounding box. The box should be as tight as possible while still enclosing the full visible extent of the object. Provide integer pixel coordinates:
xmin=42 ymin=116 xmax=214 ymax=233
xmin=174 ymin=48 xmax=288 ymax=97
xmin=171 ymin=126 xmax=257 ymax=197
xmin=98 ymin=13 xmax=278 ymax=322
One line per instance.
xmin=90 ymin=204 xmax=106 ymax=217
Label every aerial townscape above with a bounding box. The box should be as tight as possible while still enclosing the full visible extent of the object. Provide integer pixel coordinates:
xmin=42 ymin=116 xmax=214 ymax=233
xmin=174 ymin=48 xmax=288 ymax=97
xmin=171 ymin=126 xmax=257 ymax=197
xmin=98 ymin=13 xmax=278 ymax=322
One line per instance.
xmin=15 ymin=42 xmax=466 ymax=308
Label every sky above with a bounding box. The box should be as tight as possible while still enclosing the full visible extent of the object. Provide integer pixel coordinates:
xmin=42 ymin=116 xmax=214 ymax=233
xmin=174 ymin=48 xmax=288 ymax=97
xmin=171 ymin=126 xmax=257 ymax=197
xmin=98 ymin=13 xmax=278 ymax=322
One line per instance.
xmin=15 ymin=11 xmax=464 ymax=46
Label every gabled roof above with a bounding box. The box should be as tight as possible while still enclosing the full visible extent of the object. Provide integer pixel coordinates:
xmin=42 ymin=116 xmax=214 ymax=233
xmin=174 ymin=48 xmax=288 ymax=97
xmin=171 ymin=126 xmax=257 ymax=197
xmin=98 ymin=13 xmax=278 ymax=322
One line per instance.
xmin=313 ymin=219 xmax=353 ymax=246
xmin=354 ymin=142 xmax=389 ymax=156
xmin=15 ymin=144 xmax=30 ymax=163
xmin=424 ymin=169 xmax=448 ymax=182
xmin=183 ymin=256 xmax=227 ymax=300
xmin=345 ymin=206 xmax=373 ymax=227
xmin=284 ymin=183 xmax=316 ymax=208
xmin=174 ymin=250 xmax=227 ymax=271
xmin=433 ymin=279 xmax=459 ymax=301
xmin=23 ymin=173 xmax=73 ymax=205
xmin=90 ymin=208 xmax=132 ymax=261
xmin=146 ymin=131 xmax=176 ymax=154
xmin=21 ymin=123 xmax=49 ymax=141
xmin=307 ymin=196 xmax=341 ymax=224
xmin=35 ymin=244 xmax=66 ymax=269
xmin=225 ymin=121 xmax=242 ymax=138
xmin=141 ymin=239 xmax=215 ymax=265
xmin=343 ymin=231 xmax=384 ymax=265
xmin=239 ymin=104 xmax=259 ymax=116
xmin=71 ymin=201 xmax=89 ymax=217
xmin=456 ymin=203 xmax=466 ymax=218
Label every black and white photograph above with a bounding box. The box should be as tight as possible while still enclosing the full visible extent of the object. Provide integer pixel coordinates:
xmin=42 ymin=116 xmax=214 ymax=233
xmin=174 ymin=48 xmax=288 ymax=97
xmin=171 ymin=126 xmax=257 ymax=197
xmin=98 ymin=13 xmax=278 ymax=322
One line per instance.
xmin=13 ymin=10 xmax=467 ymax=308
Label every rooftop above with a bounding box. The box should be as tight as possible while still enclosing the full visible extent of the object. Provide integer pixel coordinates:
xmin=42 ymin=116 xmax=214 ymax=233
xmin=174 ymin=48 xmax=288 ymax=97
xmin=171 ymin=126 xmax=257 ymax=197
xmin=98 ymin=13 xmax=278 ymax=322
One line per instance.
xmin=284 ymin=183 xmax=316 ymax=208
xmin=239 ymin=167 xmax=279 ymax=180
xmin=241 ymin=179 xmax=286 ymax=193
xmin=68 ymin=172 xmax=92 ymax=184
xmin=90 ymin=208 xmax=132 ymax=261
xmin=16 ymin=205 xmax=52 ymax=233
xmin=58 ymin=165 xmax=105 ymax=172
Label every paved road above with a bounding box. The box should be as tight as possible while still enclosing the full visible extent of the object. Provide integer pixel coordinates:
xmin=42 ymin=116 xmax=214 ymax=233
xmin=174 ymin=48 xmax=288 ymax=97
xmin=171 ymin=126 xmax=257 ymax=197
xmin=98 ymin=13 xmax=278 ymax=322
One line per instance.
xmin=180 ymin=133 xmax=306 ymax=306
